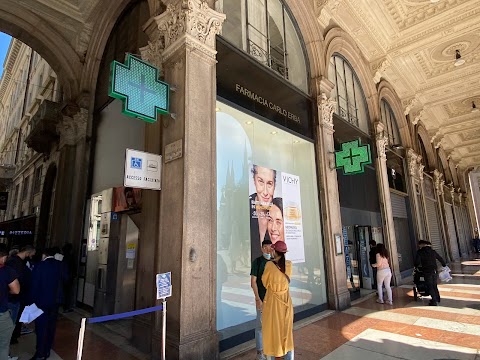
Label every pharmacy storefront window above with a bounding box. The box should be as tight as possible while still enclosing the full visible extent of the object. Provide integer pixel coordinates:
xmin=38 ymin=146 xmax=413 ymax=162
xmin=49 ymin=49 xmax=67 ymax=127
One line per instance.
xmin=216 ymin=101 xmax=327 ymax=349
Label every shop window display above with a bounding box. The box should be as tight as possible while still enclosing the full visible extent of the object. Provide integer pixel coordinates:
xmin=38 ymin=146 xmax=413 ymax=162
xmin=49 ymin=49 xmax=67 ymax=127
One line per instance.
xmin=216 ymin=101 xmax=326 ymax=341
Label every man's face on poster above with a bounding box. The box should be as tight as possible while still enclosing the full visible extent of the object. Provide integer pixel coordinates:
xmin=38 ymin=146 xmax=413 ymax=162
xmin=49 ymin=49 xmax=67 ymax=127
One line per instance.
xmin=254 ymin=166 xmax=275 ymax=204
xmin=267 ymin=204 xmax=284 ymax=243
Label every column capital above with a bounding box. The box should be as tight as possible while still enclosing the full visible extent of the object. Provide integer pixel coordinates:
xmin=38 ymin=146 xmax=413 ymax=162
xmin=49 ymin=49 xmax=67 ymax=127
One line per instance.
xmin=57 ymin=106 xmax=88 ymax=148
xmin=315 ymin=77 xmax=335 ymax=98
xmin=407 ymin=148 xmax=420 ymax=178
xmin=433 ymin=169 xmax=444 ymax=195
xmin=418 ymin=162 xmax=425 ymax=181
xmin=151 ymin=0 xmax=225 ymax=62
xmin=375 ymin=128 xmax=388 ymax=160
xmin=318 ymin=93 xmax=336 ymax=132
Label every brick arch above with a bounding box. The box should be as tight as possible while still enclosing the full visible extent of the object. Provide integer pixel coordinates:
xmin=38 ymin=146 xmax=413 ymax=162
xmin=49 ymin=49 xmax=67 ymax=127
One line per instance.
xmin=416 ymin=123 xmax=436 ymax=171
xmin=324 ymin=27 xmax=379 ymax=124
xmin=0 ymin=0 xmax=82 ymax=100
xmin=377 ymin=80 xmax=412 ymax=148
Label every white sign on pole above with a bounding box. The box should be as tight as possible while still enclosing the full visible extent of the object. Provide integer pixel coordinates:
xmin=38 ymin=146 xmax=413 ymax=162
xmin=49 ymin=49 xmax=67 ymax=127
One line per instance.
xmin=124 ymin=149 xmax=162 ymax=190
xmin=156 ymin=272 xmax=172 ymax=299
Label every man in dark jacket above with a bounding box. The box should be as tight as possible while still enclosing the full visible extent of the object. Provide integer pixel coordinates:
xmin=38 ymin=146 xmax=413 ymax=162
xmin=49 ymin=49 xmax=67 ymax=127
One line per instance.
xmin=7 ymin=245 xmax=35 ymax=343
xmin=414 ymin=240 xmax=447 ymax=306
xmin=29 ymin=248 xmax=66 ymax=360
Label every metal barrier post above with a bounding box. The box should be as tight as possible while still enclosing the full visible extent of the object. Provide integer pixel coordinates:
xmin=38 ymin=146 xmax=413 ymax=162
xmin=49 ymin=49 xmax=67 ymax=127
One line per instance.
xmin=162 ymin=298 xmax=166 ymax=360
xmin=76 ymin=318 xmax=87 ymax=360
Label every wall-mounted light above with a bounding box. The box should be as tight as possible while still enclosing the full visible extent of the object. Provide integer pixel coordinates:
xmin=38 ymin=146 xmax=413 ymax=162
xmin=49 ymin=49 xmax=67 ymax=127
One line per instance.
xmin=472 ymin=101 xmax=479 ymax=113
xmin=454 ymin=49 xmax=465 ymax=67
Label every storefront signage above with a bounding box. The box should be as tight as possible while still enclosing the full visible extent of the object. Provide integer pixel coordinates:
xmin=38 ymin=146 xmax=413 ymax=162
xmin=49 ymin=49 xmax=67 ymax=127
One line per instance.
xmin=109 ymin=54 xmax=169 ymax=123
xmin=335 ymin=139 xmax=372 ymax=175
xmin=124 ymin=149 xmax=162 ymax=190
xmin=216 ymin=38 xmax=313 ymax=139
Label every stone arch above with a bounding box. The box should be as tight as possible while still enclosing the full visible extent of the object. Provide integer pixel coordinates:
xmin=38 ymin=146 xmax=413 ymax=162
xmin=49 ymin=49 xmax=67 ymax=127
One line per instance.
xmin=0 ymin=0 xmax=82 ymax=100
xmin=416 ymin=123 xmax=436 ymax=170
xmin=377 ymin=80 xmax=412 ymax=149
xmin=79 ymin=0 xmax=135 ymax=114
xmin=438 ymin=147 xmax=453 ymax=184
xmin=324 ymin=27 xmax=379 ymax=124
xmin=284 ymin=0 xmax=326 ymax=82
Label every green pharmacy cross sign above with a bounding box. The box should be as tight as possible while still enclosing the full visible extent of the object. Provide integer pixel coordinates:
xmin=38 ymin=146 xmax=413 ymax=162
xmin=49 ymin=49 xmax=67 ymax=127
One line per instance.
xmin=335 ymin=139 xmax=372 ymax=175
xmin=109 ymin=54 xmax=169 ymax=123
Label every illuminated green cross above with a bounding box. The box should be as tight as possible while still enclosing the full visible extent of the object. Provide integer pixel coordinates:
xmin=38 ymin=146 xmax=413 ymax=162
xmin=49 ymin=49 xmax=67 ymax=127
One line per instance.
xmin=335 ymin=139 xmax=372 ymax=175
xmin=109 ymin=54 xmax=169 ymax=123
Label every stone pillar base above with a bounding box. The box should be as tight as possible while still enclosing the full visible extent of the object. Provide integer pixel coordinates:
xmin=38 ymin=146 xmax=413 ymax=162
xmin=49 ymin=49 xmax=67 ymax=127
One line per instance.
xmin=151 ymin=331 xmax=218 ymax=360
xmin=333 ymin=288 xmax=351 ymax=310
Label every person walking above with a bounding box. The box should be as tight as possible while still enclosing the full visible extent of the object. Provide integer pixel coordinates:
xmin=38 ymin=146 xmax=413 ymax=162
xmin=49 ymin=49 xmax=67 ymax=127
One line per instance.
xmin=0 ymin=244 xmax=20 ymax=360
xmin=29 ymin=248 xmax=65 ymax=360
xmin=414 ymin=240 xmax=446 ymax=306
xmin=250 ymin=239 xmax=273 ymax=360
xmin=261 ymin=241 xmax=294 ymax=360
xmin=372 ymin=243 xmax=393 ymax=305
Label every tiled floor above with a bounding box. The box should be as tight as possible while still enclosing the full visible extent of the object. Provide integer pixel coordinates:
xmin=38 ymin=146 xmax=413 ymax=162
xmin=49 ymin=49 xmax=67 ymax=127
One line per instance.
xmin=8 ymin=258 xmax=480 ymax=359
xmin=229 ymin=257 xmax=480 ymax=359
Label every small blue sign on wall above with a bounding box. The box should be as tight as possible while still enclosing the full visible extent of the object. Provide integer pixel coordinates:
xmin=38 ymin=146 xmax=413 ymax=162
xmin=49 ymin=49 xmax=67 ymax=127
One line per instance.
xmin=130 ymin=157 xmax=143 ymax=169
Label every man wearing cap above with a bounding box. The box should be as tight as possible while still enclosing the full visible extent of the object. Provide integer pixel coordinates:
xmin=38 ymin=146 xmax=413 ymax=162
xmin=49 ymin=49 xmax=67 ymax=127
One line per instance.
xmin=0 ymin=244 xmax=20 ymax=360
xmin=250 ymin=239 xmax=273 ymax=360
xmin=414 ymin=240 xmax=447 ymax=306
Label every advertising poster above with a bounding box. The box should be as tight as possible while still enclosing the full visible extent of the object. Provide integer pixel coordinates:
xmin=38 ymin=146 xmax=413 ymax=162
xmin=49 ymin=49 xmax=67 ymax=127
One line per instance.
xmin=249 ymin=164 xmax=305 ymax=263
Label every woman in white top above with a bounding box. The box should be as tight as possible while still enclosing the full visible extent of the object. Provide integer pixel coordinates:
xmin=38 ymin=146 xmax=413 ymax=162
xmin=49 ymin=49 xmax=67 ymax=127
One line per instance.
xmin=372 ymin=243 xmax=393 ymax=305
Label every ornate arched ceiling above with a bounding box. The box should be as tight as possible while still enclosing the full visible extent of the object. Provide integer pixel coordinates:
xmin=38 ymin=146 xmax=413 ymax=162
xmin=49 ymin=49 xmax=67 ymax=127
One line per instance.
xmin=316 ymin=0 xmax=480 ymax=169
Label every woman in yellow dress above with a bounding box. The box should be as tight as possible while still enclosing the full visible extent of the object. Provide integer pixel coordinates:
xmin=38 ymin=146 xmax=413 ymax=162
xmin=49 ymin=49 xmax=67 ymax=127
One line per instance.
xmin=261 ymin=241 xmax=294 ymax=359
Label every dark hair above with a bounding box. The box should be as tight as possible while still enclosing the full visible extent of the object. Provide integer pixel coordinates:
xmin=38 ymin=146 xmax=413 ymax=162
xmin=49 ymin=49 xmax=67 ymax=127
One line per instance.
xmin=271 ymin=197 xmax=283 ymax=215
xmin=376 ymin=243 xmax=389 ymax=259
xmin=418 ymin=240 xmax=431 ymax=246
xmin=262 ymin=239 xmax=272 ymax=246
xmin=0 ymin=243 xmax=8 ymax=257
xmin=44 ymin=248 xmax=57 ymax=257
xmin=369 ymin=240 xmax=376 ymax=247
xmin=251 ymin=165 xmax=277 ymax=185
xmin=276 ymin=251 xmax=286 ymax=274
xmin=20 ymin=245 xmax=35 ymax=253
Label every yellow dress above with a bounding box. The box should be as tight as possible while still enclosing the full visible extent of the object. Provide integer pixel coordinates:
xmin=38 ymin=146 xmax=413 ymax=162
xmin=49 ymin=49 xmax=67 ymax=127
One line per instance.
xmin=261 ymin=260 xmax=294 ymax=357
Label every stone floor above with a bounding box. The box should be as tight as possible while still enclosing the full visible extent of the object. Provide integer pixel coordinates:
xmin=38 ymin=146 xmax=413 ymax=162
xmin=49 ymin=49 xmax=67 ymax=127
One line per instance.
xmin=8 ymin=257 xmax=480 ymax=359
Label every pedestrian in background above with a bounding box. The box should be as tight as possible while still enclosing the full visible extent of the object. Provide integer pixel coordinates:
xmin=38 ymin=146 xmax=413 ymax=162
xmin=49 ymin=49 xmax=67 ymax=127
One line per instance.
xmin=250 ymin=239 xmax=273 ymax=360
xmin=261 ymin=241 xmax=294 ymax=360
xmin=414 ymin=240 xmax=446 ymax=306
xmin=372 ymin=243 xmax=393 ymax=305
xmin=29 ymin=248 xmax=66 ymax=360
xmin=369 ymin=240 xmax=378 ymax=289
xmin=0 ymin=244 xmax=20 ymax=360
xmin=6 ymin=245 xmax=36 ymax=344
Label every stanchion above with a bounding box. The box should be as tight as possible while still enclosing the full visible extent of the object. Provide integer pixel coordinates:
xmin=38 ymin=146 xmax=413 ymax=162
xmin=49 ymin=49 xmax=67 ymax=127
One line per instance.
xmin=76 ymin=318 xmax=86 ymax=360
xmin=162 ymin=298 xmax=166 ymax=360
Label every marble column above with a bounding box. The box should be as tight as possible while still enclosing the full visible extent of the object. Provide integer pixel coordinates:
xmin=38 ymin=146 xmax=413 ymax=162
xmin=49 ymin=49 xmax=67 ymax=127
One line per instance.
xmin=315 ymin=82 xmax=350 ymax=310
xmin=50 ymin=103 xmax=89 ymax=258
xmin=143 ymin=1 xmax=225 ymax=358
xmin=373 ymin=122 xmax=401 ymax=285
xmin=434 ymin=170 xmax=452 ymax=262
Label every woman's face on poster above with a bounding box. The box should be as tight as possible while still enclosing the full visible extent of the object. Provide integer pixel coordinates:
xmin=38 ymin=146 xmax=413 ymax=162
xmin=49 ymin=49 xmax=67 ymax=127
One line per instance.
xmin=254 ymin=166 xmax=275 ymax=204
xmin=267 ymin=204 xmax=284 ymax=243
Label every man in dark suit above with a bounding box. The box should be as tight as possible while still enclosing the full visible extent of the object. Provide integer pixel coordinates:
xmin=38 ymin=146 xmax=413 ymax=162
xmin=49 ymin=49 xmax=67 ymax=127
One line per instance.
xmin=29 ymin=248 xmax=66 ymax=360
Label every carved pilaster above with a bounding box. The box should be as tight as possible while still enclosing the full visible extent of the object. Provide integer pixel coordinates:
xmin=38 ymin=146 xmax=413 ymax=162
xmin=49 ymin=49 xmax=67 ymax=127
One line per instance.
xmin=318 ymin=93 xmax=336 ymax=132
xmin=433 ymin=169 xmax=444 ymax=195
xmin=152 ymin=0 xmax=226 ymax=62
xmin=404 ymin=96 xmax=418 ymax=116
xmin=418 ymin=162 xmax=425 ymax=181
xmin=407 ymin=149 xmax=420 ymax=178
xmin=374 ymin=122 xmax=388 ymax=159
xmin=57 ymin=107 xmax=88 ymax=148
xmin=412 ymin=109 xmax=425 ymax=126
